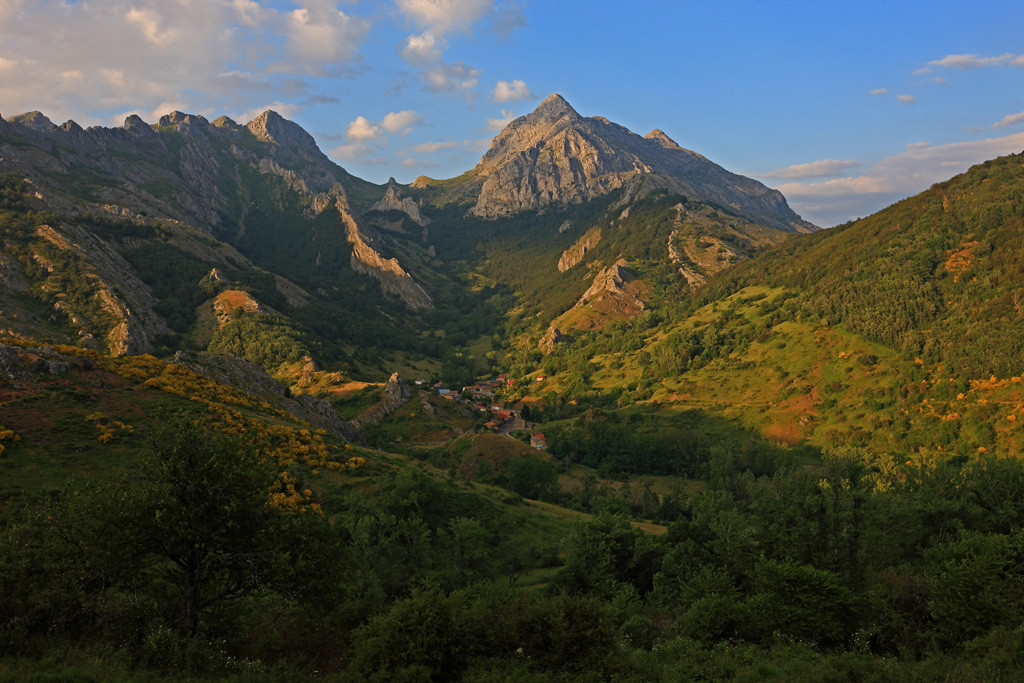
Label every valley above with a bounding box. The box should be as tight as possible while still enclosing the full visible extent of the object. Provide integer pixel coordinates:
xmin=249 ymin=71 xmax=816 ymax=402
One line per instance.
xmin=3 ymin=94 xmax=1024 ymax=679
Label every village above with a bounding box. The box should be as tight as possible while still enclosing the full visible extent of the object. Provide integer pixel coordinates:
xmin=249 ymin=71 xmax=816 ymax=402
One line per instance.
xmin=413 ymin=373 xmax=549 ymax=451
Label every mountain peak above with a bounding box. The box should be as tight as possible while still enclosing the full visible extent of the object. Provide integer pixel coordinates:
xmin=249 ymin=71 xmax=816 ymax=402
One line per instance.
xmin=644 ymin=129 xmax=682 ymax=150
xmin=466 ymin=97 xmax=814 ymax=231
xmin=246 ymin=110 xmax=319 ymax=153
xmin=533 ymin=93 xmax=578 ymax=119
xmin=11 ymin=111 xmax=55 ymax=133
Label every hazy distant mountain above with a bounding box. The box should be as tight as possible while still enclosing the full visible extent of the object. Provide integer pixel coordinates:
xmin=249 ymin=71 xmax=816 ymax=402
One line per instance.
xmin=418 ymin=94 xmax=815 ymax=233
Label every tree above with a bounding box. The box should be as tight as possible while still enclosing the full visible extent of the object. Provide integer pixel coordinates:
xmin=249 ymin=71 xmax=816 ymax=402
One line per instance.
xmin=127 ymin=417 xmax=281 ymax=635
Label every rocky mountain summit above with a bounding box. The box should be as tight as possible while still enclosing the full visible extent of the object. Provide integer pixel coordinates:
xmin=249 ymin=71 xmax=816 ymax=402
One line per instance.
xmin=461 ymin=94 xmax=815 ymax=233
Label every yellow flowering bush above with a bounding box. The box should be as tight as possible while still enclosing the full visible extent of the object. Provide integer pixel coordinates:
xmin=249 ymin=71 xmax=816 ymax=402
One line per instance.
xmin=85 ymin=412 xmax=134 ymax=444
xmin=0 ymin=426 xmax=18 ymax=455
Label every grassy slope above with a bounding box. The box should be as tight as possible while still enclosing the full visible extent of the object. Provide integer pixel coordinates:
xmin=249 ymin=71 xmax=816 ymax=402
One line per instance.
xmin=0 ymin=339 xmax=611 ymax=566
xmin=506 ymin=152 xmax=1024 ymax=462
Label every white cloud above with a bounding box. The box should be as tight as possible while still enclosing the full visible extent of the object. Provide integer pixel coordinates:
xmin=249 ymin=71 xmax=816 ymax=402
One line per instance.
xmin=773 ymin=130 xmax=1024 ymax=226
xmin=426 ymin=61 xmax=481 ymax=92
xmin=760 ymin=159 xmax=859 ymax=180
xmin=896 ymin=94 xmax=916 ymax=105
xmin=346 ymin=115 xmax=381 ymax=140
xmin=395 ymin=0 xmax=518 ymax=95
xmin=0 ymin=0 xmax=24 ymax=23
xmin=400 ymin=31 xmax=445 ymax=65
xmin=993 ymin=111 xmax=1024 ymax=129
xmin=869 ymin=88 xmax=889 ymax=96
xmin=492 ymin=78 xmax=533 ymax=102
xmin=927 ymin=53 xmax=1024 ymax=70
xmin=345 ymin=110 xmax=423 ymax=142
xmin=330 ymin=142 xmax=386 ymax=166
xmin=491 ymin=1 xmax=526 ymax=39
xmin=411 ymin=140 xmax=459 ymax=153
xmin=396 ymin=0 xmax=492 ymax=34
xmin=0 ymin=1 xmax=370 ymax=126
xmin=463 ymin=138 xmax=492 ymax=152
xmin=286 ymin=5 xmax=369 ymax=66
xmin=125 ymin=7 xmax=177 ymax=47
xmin=486 ymin=108 xmax=516 ymax=130
xmin=400 ymin=157 xmax=437 ymax=168
xmin=380 ymin=110 xmax=423 ymax=134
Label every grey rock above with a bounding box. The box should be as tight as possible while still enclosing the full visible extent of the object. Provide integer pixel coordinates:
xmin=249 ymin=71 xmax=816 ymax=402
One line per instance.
xmin=352 ymin=372 xmax=413 ymax=427
xmin=467 ymin=93 xmax=816 ymax=233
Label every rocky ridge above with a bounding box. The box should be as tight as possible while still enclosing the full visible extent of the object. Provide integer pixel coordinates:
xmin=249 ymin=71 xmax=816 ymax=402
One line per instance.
xmin=463 ymin=94 xmax=816 ymax=233
xmin=351 ymin=372 xmax=413 ymax=427
xmin=541 ymin=259 xmax=648 ymax=353
xmin=0 ymin=105 xmax=433 ymax=346
xmin=558 ymin=227 xmax=602 ymax=272
xmin=369 ymin=178 xmax=431 ymax=227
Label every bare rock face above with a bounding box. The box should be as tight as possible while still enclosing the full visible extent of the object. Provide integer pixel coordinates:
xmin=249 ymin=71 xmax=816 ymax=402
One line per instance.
xmin=339 ymin=196 xmax=432 ymax=309
xmin=665 ymin=202 xmax=788 ymax=288
xmin=211 ymin=289 xmax=280 ymax=328
xmin=579 ymin=259 xmax=634 ymax=304
xmin=246 ymin=110 xmax=321 ymax=155
xmin=540 ymin=326 xmax=567 ymax=354
xmin=558 ymin=227 xmax=602 ymax=272
xmin=352 ymin=371 xmax=413 ymax=427
xmin=466 ymin=93 xmax=816 ymax=233
xmin=540 ymin=259 xmax=648 ymax=353
xmin=370 ymin=178 xmax=431 ymax=226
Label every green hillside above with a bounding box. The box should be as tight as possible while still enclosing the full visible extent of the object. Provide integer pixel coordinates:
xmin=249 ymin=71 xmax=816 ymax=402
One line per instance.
xmin=503 ymin=152 xmax=1024 ymax=462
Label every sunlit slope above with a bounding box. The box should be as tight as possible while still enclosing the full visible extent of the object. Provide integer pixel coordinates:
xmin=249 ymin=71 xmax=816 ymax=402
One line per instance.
xmin=512 ymin=152 xmax=1024 ymax=458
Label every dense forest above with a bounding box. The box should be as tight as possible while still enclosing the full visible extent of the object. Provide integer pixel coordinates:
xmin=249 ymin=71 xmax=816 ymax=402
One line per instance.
xmin=6 ymin=409 xmax=1024 ymax=680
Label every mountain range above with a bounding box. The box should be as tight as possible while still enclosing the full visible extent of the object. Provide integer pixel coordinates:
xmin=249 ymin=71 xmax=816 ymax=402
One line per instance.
xmin=3 ymin=93 xmax=1024 ymax=460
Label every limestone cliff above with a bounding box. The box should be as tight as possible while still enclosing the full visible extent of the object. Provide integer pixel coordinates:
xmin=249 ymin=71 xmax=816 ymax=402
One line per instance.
xmin=558 ymin=227 xmax=602 ymax=272
xmin=540 ymin=259 xmax=648 ymax=353
xmin=334 ymin=194 xmax=432 ymax=309
xmin=665 ymin=202 xmax=790 ymax=288
xmin=352 ymin=372 xmax=413 ymax=427
xmin=465 ymin=94 xmax=816 ymax=233
xmin=369 ymin=178 xmax=431 ymax=227
xmin=31 ymin=222 xmax=169 ymax=355
xmin=0 ymin=106 xmax=431 ymax=318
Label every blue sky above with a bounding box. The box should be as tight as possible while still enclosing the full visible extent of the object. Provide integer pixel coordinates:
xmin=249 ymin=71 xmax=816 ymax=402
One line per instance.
xmin=1 ymin=0 xmax=1022 ymax=226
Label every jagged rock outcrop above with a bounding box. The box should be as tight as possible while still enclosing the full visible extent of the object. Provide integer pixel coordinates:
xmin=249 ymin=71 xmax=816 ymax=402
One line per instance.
xmin=558 ymin=227 xmax=602 ymax=272
xmin=540 ymin=326 xmax=567 ymax=354
xmin=171 ymin=350 xmax=364 ymax=443
xmin=369 ymin=178 xmax=431 ymax=226
xmin=200 ymin=268 xmax=230 ymax=287
xmin=578 ymin=259 xmax=638 ymax=304
xmin=540 ymin=259 xmax=648 ymax=353
xmin=1 ymin=105 xmax=431 ymax=322
xmin=352 ymin=372 xmax=413 ymax=427
xmin=339 ymin=195 xmax=432 ymax=309
xmin=211 ymin=289 xmax=280 ymax=328
xmin=465 ymin=94 xmax=816 ymax=233
xmin=10 ymin=111 xmax=56 ymax=133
